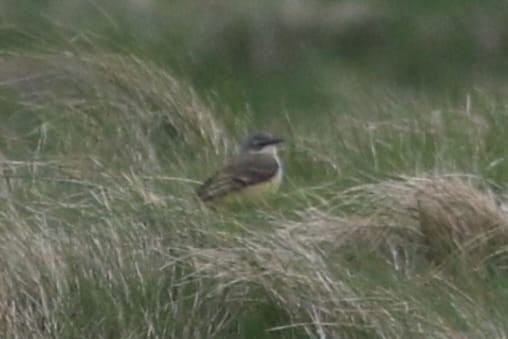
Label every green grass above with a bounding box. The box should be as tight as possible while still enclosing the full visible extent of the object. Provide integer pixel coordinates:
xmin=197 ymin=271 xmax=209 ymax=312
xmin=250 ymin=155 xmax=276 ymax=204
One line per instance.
xmin=3 ymin=1 xmax=508 ymax=338
xmin=1 ymin=52 xmax=508 ymax=338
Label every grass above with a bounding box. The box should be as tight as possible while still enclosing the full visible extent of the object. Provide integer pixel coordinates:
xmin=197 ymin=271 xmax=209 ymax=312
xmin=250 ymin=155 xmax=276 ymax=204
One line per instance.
xmin=3 ymin=2 xmax=508 ymax=338
xmin=1 ymin=51 xmax=508 ymax=338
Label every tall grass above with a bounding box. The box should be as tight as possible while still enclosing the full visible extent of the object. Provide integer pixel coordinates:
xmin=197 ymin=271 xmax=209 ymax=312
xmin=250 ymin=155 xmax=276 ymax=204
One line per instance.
xmin=1 ymin=49 xmax=508 ymax=338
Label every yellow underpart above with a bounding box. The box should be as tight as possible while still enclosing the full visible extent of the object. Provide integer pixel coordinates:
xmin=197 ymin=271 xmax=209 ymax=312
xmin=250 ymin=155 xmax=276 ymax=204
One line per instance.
xmin=209 ymin=170 xmax=282 ymax=207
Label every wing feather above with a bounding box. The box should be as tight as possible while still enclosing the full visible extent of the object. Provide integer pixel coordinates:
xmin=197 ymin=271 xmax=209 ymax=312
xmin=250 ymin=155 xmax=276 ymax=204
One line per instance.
xmin=196 ymin=153 xmax=279 ymax=202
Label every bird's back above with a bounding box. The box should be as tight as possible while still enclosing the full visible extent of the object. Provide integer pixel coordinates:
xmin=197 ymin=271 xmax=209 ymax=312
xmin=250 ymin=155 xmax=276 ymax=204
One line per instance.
xmin=196 ymin=152 xmax=281 ymax=204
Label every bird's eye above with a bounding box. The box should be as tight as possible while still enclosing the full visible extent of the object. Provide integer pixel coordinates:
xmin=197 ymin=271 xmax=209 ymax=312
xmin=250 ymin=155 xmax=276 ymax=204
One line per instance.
xmin=257 ymin=139 xmax=268 ymax=146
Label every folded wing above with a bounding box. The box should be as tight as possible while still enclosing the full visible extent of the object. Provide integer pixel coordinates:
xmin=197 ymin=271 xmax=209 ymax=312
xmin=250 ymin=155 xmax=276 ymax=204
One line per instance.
xmin=196 ymin=153 xmax=279 ymax=202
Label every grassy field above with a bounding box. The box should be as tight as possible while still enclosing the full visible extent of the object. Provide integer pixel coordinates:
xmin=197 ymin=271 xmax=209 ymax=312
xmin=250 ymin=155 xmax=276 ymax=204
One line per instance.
xmin=2 ymin=1 xmax=508 ymax=338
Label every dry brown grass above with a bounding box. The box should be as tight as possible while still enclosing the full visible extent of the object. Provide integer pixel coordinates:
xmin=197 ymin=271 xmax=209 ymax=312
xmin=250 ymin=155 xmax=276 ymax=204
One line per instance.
xmin=181 ymin=175 xmax=508 ymax=337
xmin=416 ymin=178 xmax=508 ymax=267
xmin=1 ymin=173 xmax=508 ymax=337
xmin=336 ymin=175 xmax=508 ymax=269
xmin=0 ymin=52 xmax=227 ymax=162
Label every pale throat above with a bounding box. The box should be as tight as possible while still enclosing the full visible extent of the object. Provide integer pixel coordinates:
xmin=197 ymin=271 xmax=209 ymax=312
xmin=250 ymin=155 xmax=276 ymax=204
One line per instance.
xmin=250 ymin=144 xmax=282 ymax=171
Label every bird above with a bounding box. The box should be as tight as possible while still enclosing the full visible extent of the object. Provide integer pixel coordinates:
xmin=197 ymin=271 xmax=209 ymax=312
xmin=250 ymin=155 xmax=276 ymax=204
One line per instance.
xmin=196 ymin=131 xmax=284 ymax=206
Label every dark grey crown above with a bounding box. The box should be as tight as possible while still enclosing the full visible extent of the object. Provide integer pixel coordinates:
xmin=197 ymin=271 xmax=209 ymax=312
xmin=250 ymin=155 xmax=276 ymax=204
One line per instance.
xmin=240 ymin=131 xmax=284 ymax=152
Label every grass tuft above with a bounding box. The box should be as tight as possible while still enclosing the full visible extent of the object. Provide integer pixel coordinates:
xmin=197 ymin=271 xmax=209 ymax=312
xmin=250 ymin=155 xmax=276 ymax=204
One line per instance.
xmin=1 ymin=45 xmax=508 ymax=338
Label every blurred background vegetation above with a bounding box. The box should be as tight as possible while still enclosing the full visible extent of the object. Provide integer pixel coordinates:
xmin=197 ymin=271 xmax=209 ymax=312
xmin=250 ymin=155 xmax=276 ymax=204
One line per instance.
xmin=4 ymin=0 xmax=508 ymax=120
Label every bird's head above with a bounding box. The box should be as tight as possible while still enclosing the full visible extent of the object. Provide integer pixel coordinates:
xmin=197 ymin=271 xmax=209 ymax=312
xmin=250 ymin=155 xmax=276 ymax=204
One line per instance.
xmin=240 ymin=131 xmax=284 ymax=155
